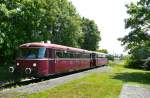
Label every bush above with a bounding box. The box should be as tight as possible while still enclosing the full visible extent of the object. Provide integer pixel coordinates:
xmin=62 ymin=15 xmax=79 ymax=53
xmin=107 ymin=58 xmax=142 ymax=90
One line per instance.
xmin=124 ymin=47 xmax=150 ymax=69
xmin=125 ymin=58 xmax=144 ymax=69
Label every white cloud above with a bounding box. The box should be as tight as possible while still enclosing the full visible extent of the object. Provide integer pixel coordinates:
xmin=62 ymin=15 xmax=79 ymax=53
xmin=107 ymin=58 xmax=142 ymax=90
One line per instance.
xmin=70 ymin=0 xmax=138 ymax=54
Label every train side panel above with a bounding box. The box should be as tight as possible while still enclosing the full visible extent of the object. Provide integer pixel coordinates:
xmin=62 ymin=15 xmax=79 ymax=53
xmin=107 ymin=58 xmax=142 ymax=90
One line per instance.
xmin=48 ymin=59 xmax=55 ymax=75
xmin=54 ymin=58 xmax=91 ymax=73
xmin=96 ymin=58 xmax=108 ymax=66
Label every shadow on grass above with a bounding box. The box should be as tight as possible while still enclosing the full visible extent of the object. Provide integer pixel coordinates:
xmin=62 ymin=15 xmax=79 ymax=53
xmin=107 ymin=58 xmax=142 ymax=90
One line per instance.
xmin=112 ymin=72 xmax=150 ymax=85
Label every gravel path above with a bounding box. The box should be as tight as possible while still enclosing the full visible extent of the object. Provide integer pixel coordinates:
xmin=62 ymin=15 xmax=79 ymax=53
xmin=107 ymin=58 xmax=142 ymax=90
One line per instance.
xmin=120 ymin=84 xmax=150 ymax=98
xmin=0 ymin=66 xmax=111 ymax=97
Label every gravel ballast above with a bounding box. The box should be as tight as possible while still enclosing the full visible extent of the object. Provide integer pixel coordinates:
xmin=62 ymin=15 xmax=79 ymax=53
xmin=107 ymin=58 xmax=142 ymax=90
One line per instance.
xmin=0 ymin=66 xmax=111 ymax=97
xmin=120 ymin=84 xmax=150 ymax=98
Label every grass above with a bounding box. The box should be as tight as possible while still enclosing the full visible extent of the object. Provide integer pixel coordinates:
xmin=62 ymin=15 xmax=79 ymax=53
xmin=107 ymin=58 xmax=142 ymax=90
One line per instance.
xmin=26 ymin=73 xmax=123 ymax=98
xmin=2 ymin=60 xmax=150 ymax=98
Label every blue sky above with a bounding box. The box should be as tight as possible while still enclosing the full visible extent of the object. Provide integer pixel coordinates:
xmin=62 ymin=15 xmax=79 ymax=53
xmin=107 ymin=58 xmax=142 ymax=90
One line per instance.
xmin=70 ymin=0 xmax=138 ymax=54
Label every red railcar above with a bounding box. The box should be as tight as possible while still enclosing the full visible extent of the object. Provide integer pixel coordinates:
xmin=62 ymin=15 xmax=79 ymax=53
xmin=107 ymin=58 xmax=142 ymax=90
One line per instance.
xmin=9 ymin=42 xmax=108 ymax=77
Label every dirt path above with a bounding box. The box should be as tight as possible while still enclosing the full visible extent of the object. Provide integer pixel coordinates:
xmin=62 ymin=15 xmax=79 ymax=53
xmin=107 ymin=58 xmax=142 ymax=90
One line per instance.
xmin=0 ymin=66 xmax=111 ymax=97
xmin=120 ymin=84 xmax=150 ymax=98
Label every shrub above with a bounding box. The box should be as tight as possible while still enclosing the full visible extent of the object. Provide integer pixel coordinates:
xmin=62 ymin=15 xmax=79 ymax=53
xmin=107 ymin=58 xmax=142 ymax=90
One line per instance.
xmin=124 ymin=47 xmax=150 ymax=69
xmin=125 ymin=58 xmax=144 ymax=69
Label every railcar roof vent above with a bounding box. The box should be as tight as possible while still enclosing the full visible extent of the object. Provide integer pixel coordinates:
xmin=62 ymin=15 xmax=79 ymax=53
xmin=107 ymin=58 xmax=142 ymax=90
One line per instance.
xmin=26 ymin=43 xmax=31 ymax=47
xmin=41 ymin=41 xmax=44 ymax=43
xmin=46 ymin=40 xmax=51 ymax=44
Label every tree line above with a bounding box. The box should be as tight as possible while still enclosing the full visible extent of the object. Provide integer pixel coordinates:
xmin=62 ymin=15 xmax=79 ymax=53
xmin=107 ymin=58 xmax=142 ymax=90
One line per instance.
xmin=119 ymin=0 xmax=150 ymax=69
xmin=0 ymin=0 xmax=101 ymax=65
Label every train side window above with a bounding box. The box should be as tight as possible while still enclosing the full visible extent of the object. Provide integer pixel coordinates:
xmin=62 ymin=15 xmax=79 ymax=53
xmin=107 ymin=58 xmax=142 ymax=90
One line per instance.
xmin=73 ymin=53 xmax=76 ymax=58
xmin=82 ymin=54 xmax=85 ymax=58
xmin=85 ymin=54 xmax=88 ymax=58
xmin=77 ymin=53 xmax=81 ymax=58
xmin=72 ymin=53 xmax=75 ymax=58
xmin=38 ymin=48 xmax=46 ymax=58
xmin=83 ymin=54 xmax=86 ymax=58
xmin=80 ymin=53 xmax=82 ymax=58
xmin=73 ymin=53 xmax=77 ymax=58
xmin=80 ymin=53 xmax=83 ymax=58
xmin=92 ymin=53 xmax=96 ymax=59
xmin=74 ymin=53 xmax=78 ymax=58
xmin=63 ymin=52 xmax=70 ymax=58
xmin=87 ymin=54 xmax=90 ymax=58
xmin=56 ymin=51 xmax=63 ymax=58
xmin=103 ymin=54 xmax=106 ymax=58
xmin=70 ymin=52 xmax=76 ymax=58
xmin=69 ymin=53 xmax=73 ymax=58
xmin=100 ymin=54 xmax=104 ymax=58
xmin=82 ymin=53 xmax=87 ymax=58
xmin=75 ymin=53 xmax=77 ymax=58
xmin=86 ymin=54 xmax=90 ymax=58
xmin=76 ymin=53 xmax=79 ymax=58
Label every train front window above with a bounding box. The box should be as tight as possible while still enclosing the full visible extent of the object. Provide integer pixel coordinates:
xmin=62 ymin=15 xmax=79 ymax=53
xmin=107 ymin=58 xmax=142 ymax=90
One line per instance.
xmin=20 ymin=47 xmax=46 ymax=59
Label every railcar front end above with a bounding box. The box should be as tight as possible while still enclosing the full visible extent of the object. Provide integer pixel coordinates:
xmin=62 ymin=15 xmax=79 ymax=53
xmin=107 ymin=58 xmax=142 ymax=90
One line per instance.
xmin=9 ymin=47 xmax=50 ymax=77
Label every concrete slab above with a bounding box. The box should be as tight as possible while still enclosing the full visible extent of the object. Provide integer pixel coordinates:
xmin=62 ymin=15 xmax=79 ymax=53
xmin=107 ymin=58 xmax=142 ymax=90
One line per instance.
xmin=120 ymin=84 xmax=150 ymax=98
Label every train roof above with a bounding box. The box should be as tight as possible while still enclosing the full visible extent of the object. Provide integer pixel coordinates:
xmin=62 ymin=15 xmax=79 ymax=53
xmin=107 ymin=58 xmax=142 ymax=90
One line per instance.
xmin=92 ymin=51 xmax=107 ymax=55
xmin=20 ymin=42 xmax=92 ymax=53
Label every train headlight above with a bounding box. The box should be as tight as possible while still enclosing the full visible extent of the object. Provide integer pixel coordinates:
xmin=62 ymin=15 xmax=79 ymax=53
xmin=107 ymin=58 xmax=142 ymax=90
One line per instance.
xmin=9 ymin=67 xmax=14 ymax=73
xmin=25 ymin=68 xmax=32 ymax=74
xmin=33 ymin=63 xmax=37 ymax=67
xmin=16 ymin=62 xmax=20 ymax=66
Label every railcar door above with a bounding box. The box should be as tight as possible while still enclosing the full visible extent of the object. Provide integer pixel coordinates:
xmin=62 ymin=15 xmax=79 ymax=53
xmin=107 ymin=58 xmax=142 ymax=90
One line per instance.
xmin=90 ymin=53 xmax=96 ymax=67
xmin=48 ymin=49 xmax=55 ymax=74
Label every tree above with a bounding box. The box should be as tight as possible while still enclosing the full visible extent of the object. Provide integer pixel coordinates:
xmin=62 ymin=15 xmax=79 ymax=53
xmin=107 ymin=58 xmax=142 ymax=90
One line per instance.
xmin=0 ymin=0 xmax=83 ymax=65
xmin=81 ymin=17 xmax=101 ymax=51
xmin=0 ymin=0 xmax=101 ymax=65
xmin=50 ymin=0 xmax=83 ymax=47
xmin=119 ymin=0 xmax=150 ymax=68
xmin=119 ymin=0 xmax=150 ymax=52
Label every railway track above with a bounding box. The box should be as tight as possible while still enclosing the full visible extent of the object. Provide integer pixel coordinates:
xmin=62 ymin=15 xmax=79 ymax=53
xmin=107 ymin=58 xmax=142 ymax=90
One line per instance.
xmin=0 ymin=66 xmax=100 ymax=91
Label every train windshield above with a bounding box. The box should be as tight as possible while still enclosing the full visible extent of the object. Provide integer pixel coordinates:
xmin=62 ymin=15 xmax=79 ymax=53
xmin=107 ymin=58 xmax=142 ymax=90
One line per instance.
xmin=19 ymin=47 xmax=46 ymax=59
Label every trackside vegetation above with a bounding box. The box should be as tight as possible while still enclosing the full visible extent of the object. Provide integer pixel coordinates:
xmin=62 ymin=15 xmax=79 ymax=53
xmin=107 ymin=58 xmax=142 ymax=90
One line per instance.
xmin=0 ymin=66 xmax=24 ymax=86
xmin=5 ymin=61 xmax=149 ymax=98
xmin=0 ymin=66 xmax=14 ymax=83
